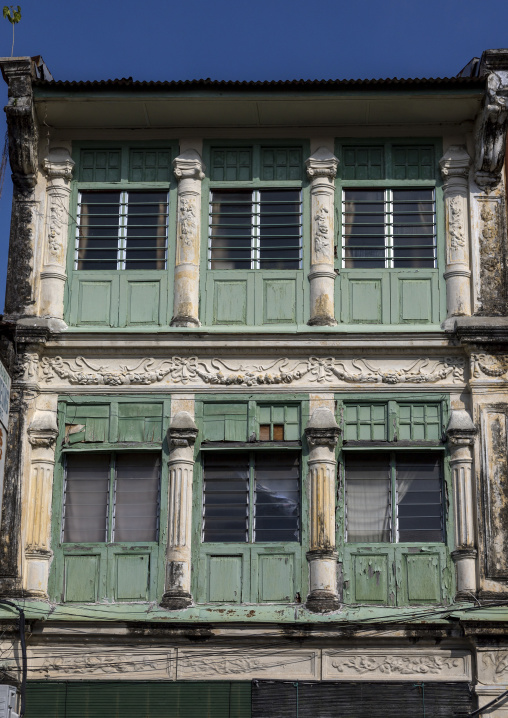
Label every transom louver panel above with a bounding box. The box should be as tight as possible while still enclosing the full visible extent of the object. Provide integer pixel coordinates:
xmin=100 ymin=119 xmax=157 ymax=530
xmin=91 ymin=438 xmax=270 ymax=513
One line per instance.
xmin=79 ymin=149 xmax=121 ymax=182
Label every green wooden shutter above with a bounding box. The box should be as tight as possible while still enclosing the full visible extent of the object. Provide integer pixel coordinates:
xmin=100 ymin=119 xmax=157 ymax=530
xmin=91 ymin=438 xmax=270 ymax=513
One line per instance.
xmin=129 ymin=149 xmax=171 ymax=182
xmin=391 ymin=145 xmax=435 ymax=180
xmin=342 ymin=146 xmax=384 ymax=180
xmin=343 ymin=403 xmax=387 ymax=441
xmin=117 ymin=402 xmax=163 ymax=442
xmin=203 ymin=402 xmax=249 ymax=441
xmin=260 ymin=147 xmax=303 ymax=180
xmin=65 ymin=404 xmax=110 ymax=444
xmin=257 ymin=404 xmax=300 ymax=440
xmin=211 ymin=148 xmax=252 ymax=180
xmin=79 ymin=149 xmax=121 ymax=182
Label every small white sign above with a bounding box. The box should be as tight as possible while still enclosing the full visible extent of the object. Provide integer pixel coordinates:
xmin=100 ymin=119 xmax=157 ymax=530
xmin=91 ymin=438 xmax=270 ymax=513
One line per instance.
xmin=0 ymin=359 xmax=10 ymax=431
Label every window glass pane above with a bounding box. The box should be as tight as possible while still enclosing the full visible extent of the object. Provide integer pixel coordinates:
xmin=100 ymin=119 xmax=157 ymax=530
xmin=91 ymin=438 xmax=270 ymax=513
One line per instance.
xmin=255 ymin=452 xmax=300 ymax=542
xmin=259 ymin=190 xmax=302 ymax=270
xmin=63 ymin=454 xmax=110 ymax=542
xmin=392 ymin=189 xmax=435 ymax=268
xmin=125 ymin=191 xmax=168 ymax=270
xmin=209 ymin=190 xmax=253 ymax=269
xmin=203 ymin=453 xmax=249 ymax=542
xmin=77 ymin=191 xmax=121 ymax=270
xmin=114 ymin=454 xmax=160 ymax=542
xmin=345 ymin=455 xmax=391 ymax=542
xmin=343 ymin=189 xmax=385 ymax=268
xmin=396 ymin=453 xmax=443 ymax=542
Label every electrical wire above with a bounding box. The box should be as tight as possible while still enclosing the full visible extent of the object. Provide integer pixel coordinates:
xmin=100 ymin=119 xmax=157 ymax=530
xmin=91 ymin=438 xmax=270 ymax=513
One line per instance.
xmin=0 ymin=600 xmax=27 ymax=717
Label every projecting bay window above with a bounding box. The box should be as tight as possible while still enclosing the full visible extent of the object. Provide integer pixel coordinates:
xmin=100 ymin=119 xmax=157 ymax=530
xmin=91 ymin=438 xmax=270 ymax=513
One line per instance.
xmin=63 ymin=453 xmax=161 ymax=544
xmin=335 ymin=141 xmax=443 ymax=325
xmin=203 ymin=143 xmax=307 ymax=326
xmin=76 ymin=190 xmax=169 ymax=270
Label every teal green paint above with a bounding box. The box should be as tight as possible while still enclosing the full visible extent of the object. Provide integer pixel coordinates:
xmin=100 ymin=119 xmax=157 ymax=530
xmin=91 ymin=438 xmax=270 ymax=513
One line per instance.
xmin=65 ymin=141 xmax=178 ymax=328
xmin=192 ymin=394 xmax=309 ymax=605
xmin=200 ymin=139 xmax=310 ymax=328
xmin=49 ymin=395 xmax=170 ymax=604
xmin=335 ymin=138 xmax=445 ymax=327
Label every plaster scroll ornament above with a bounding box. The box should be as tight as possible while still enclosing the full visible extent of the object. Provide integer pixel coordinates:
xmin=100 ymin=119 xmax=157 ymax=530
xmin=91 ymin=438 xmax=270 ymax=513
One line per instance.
xmin=42 ymin=654 xmax=170 ymax=676
xmin=475 ymin=71 xmax=508 ymax=189
xmin=482 ymin=652 xmax=508 ymax=677
xmin=179 ymin=197 xmax=197 ymax=246
xmin=471 ymin=353 xmax=508 ymax=378
xmin=184 ymin=656 xmax=267 ymax=675
xmin=314 ymin=206 xmax=331 ymax=258
xmin=13 ymin=352 xmax=39 ymax=382
xmin=39 ymin=355 xmax=465 ymax=387
xmin=330 ymin=655 xmax=461 ymax=676
xmin=448 ymin=196 xmax=466 ymax=250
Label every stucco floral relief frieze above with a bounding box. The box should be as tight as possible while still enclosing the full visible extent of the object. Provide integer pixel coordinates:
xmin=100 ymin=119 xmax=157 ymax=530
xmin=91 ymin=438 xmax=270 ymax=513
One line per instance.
xmin=324 ymin=651 xmax=471 ymax=681
xmin=471 ymin=353 xmax=508 ymax=379
xmin=39 ymin=355 xmax=466 ymax=388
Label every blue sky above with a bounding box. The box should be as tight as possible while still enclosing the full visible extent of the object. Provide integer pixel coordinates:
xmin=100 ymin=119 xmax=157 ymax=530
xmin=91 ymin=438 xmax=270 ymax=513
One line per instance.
xmin=0 ymin=0 xmax=507 ymax=311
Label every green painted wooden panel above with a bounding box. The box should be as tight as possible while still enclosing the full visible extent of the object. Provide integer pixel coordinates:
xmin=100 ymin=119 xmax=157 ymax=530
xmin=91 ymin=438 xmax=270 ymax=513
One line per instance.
xmin=65 ymin=404 xmax=110 ymax=444
xmin=261 ymin=147 xmax=303 ymax=181
xmin=129 ymin=149 xmax=171 ymax=182
xmin=79 ymin=149 xmax=121 ymax=182
xmin=256 ymin=554 xmax=294 ymax=602
xmin=213 ymin=279 xmax=249 ymax=325
xmin=348 ymin=551 xmax=391 ymax=604
xmin=63 ymin=554 xmax=100 ymax=602
xmin=342 ymin=146 xmax=384 ymax=180
xmin=400 ymin=552 xmax=442 ymax=603
xmin=73 ymin=278 xmax=116 ymax=326
xmin=203 ymin=403 xmax=248 ymax=442
xmin=398 ymin=278 xmax=433 ymax=322
xmin=208 ymin=555 xmax=243 ymax=602
xmin=398 ymin=403 xmax=441 ymax=441
xmin=344 ymin=404 xmax=387 ymax=441
xmin=124 ymin=280 xmax=162 ymax=325
xmin=391 ymin=145 xmax=435 ymax=180
xmin=117 ymin=403 xmax=163 ymax=442
xmin=211 ymin=148 xmax=252 ymax=181
xmin=349 ymin=278 xmax=382 ymax=323
xmin=113 ymin=553 xmax=150 ymax=601
xmin=261 ymin=278 xmax=297 ymax=324
xmin=257 ymin=404 xmax=300 ymax=440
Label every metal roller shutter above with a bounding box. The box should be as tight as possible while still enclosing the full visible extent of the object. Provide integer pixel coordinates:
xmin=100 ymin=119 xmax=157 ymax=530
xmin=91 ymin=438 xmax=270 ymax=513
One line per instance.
xmin=251 ymin=681 xmax=474 ymax=718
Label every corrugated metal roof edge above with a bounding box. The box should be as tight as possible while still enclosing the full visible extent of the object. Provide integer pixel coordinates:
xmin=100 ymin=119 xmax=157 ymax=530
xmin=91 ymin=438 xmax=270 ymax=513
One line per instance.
xmin=32 ymin=75 xmax=486 ymax=92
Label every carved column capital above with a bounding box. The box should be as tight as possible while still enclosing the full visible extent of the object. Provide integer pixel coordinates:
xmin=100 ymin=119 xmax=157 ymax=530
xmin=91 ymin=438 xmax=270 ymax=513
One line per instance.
xmin=305 ymin=147 xmax=339 ymax=182
xmin=167 ymin=411 xmax=198 ymax=450
xmin=173 ymin=150 xmax=205 ymax=181
xmin=27 ymin=409 xmax=58 ymax=449
xmin=305 ymin=408 xmax=340 ymax=448
xmin=439 ymin=146 xmax=471 ymax=186
xmin=42 ymin=148 xmax=75 ymax=183
xmin=446 ymin=409 xmax=477 ymax=447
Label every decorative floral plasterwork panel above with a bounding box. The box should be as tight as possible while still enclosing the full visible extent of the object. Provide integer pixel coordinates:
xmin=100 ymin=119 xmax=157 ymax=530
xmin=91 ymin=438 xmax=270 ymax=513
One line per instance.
xmin=323 ymin=650 xmax=471 ymax=681
xmin=39 ymin=355 xmax=466 ymax=388
xmin=471 ymin=353 xmax=508 ymax=379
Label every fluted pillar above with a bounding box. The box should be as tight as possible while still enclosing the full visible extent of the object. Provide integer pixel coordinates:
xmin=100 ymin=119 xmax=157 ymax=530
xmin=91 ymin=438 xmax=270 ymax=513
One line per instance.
xmin=305 ymin=148 xmax=339 ymax=326
xmin=24 ymin=404 xmax=58 ymax=597
xmin=446 ymin=409 xmax=477 ymax=599
xmin=40 ymin=148 xmax=74 ymax=328
xmin=439 ymin=146 xmax=472 ymax=318
xmin=305 ymin=408 xmax=340 ymax=612
xmin=160 ymin=411 xmax=198 ymax=609
xmin=170 ymin=150 xmax=205 ymax=327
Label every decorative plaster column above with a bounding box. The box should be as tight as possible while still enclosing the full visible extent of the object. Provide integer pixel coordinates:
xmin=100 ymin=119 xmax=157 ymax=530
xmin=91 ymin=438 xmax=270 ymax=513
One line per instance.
xmin=305 ymin=148 xmax=339 ymax=326
xmin=305 ymin=408 xmax=341 ymax=612
xmin=446 ymin=409 xmax=478 ymax=599
xmin=24 ymin=406 xmax=58 ymax=597
xmin=439 ymin=146 xmax=472 ymax=318
xmin=160 ymin=411 xmax=198 ymax=609
xmin=170 ymin=150 xmax=205 ymax=327
xmin=40 ymin=148 xmax=75 ymax=328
